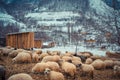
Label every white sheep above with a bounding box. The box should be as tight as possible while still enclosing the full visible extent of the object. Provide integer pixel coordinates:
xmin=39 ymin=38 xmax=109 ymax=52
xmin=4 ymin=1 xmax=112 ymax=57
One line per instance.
xmin=80 ymin=64 xmax=94 ymax=79
xmin=44 ymin=68 xmax=64 ymax=80
xmin=8 ymin=73 xmax=33 ymax=80
xmin=32 ymin=62 xmax=49 ymax=73
xmin=12 ymin=52 xmax=32 ymax=63
xmin=85 ymin=58 xmax=93 ymax=64
xmin=46 ymin=61 xmax=60 ymax=71
xmin=91 ymin=59 xmax=105 ymax=70
xmin=59 ymin=60 xmax=77 ymax=79
xmin=104 ymin=60 xmax=114 ymax=68
xmin=41 ymin=55 xmax=60 ymax=62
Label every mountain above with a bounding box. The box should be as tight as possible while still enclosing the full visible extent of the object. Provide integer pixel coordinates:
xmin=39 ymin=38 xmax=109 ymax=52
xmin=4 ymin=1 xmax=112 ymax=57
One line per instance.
xmin=0 ymin=0 xmax=120 ymax=46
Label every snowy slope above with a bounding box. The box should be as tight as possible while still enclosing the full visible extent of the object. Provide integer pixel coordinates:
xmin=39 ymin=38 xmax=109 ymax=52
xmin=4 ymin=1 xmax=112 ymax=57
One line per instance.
xmin=89 ymin=0 xmax=114 ymax=16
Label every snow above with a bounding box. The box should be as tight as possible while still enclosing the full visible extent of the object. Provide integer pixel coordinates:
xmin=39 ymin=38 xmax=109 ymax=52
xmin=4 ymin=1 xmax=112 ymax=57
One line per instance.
xmin=0 ymin=13 xmax=26 ymax=28
xmin=25 ymin=11 xmax=80 ymax=20
xmin=89 ymin=0 xmax=114 ymax=16
xmin=34 ymin=45 xmax=107 ymax=56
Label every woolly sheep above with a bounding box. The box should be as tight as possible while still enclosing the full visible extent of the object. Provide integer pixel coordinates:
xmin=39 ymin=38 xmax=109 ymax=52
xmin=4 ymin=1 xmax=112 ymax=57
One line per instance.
xmin=91 ymin=59 xmax=105 ymax=70
xmin=6 ymin=46 xmax=12 ymax=49
xmin=72 ymin=56 xmax=81 ymax=61
xmin=41 ymin=55 xmax=60 ymax=62
xmin=32 ymin=62 xmax=49 ymax=73
xmin=44 ymin=68 xmax=64 ymax=80
xmin=62 ymin=56 xmax=72 ymax=62
xmin=8 ymin=73 xmax=33 ymax=80
xmin=80 ymin=64 xmax=94 ymax=79
xmin=85 ymin=58 xmax=93 ymax=64
xmin=59 ymin=60 xmax=76 ymax=78
xmin=104 ymin=60 xmax=114 ymax=68
xmin=32 ymin=52 xmax=39 ymax=62
xmin=34 ymin=50 xmax=42 ymax=55
xmin=71 ymin=60 xmax=82 ymax=68
xmin=46 ymin=61 xmax=60 ymax=71
xmin=1 ymin=48 xmax=13 ymax=56
xmin=113 ymin=65 xmax=120 ymax=77
xmin=64 ymin=51 xmax=74 ymax=57
xmin=38 ymin=53 xmax=49 ymax=60
xmin=0 ymin=65 xmax=6 ymax=80
xmin=8 ymin=49 xmax=23 ymax=58
xmin=90 ymin=55 xmax=101 ymax=60
xmin=12 ymin=52 xmax=32 ymax=63
xmin=114 ymin=61 xmax=120 ymax=66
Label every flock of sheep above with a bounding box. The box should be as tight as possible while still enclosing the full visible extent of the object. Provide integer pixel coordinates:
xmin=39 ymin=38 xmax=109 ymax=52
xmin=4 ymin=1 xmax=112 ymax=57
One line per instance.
xmin=0 ymin=46 xmax=120 ymax=80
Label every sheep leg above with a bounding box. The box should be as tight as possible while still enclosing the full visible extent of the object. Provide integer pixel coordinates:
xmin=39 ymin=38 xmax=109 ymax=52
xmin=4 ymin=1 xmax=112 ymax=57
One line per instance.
xmin=90 ymin=71 xmax=94 ymax=79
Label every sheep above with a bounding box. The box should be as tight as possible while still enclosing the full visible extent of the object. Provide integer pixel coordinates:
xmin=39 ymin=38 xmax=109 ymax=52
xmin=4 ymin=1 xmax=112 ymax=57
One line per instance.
xmin=72 ymin=56 xmax=81 ymax=61
xmin=44 ymin=68 xmax=64 ymax=80
xmin=8 ymin=73 xmax=33 ymax=80
xmin=90 ymin=55 xmax=101 ymax=60
xmin=91 ymin=59 xmax=106 ymax=70
xmin=32 ymin=52 xmax=39 ymax=62
xmin=71 ymin=60 xmax=82 ymax=68
xmin=12 ymin=52 xmax=32 ymax=63
xmin=34 ymin=50 xmax=42 ymax=55
xmin=114 ymin=61 xmax=120 ymax=66
xmin=85 ymin=58 xmax=93 ymax=64
xmin=104 ymin=60 xmax=114 ymax=68
xmin=0 ymin=65 xmax=6 ymax=80
xmin=6 ymin=46 xmax=12 ymax=49
xmin=41 ymin=55 xmax=60 ymax=62
xmin=8 ymin=49 xmax=23 ymax=58
xmin=58 ymin=60 xmax=77 ymax=79
xmin=61 ymin=56 xmax=72 ymax=62
xmin=113 ymin=65 xmax=120 ymax=77
xmin=80 ymin=64 xmax=94 ymax=79
xmin=32 ymin=62 xmax=49 ymax=73
xmin=38 ymin=53 xmax=49 ymax=60
xmin=46 ymin=61 xmax=60 ymax=71
xmin=1 ymin=48 xmax=13 ymax=56
xmin=64 ymin=51 xmax=74 ymax=57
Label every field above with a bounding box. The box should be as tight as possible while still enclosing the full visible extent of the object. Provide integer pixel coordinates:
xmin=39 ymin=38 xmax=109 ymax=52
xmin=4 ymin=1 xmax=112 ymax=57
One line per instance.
xmin=0 ymin=55 xmax=120 ymax=80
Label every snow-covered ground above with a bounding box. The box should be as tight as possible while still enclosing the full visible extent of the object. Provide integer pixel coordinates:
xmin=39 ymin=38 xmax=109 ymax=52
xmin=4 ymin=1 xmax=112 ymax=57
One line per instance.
xmin=34 ymin=45 xmax=109 ymax=56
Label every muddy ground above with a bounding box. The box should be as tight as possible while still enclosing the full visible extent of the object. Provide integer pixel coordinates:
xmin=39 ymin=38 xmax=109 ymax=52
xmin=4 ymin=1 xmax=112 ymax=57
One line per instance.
xmin=0 ymin=56 xmax=120 ymax=80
